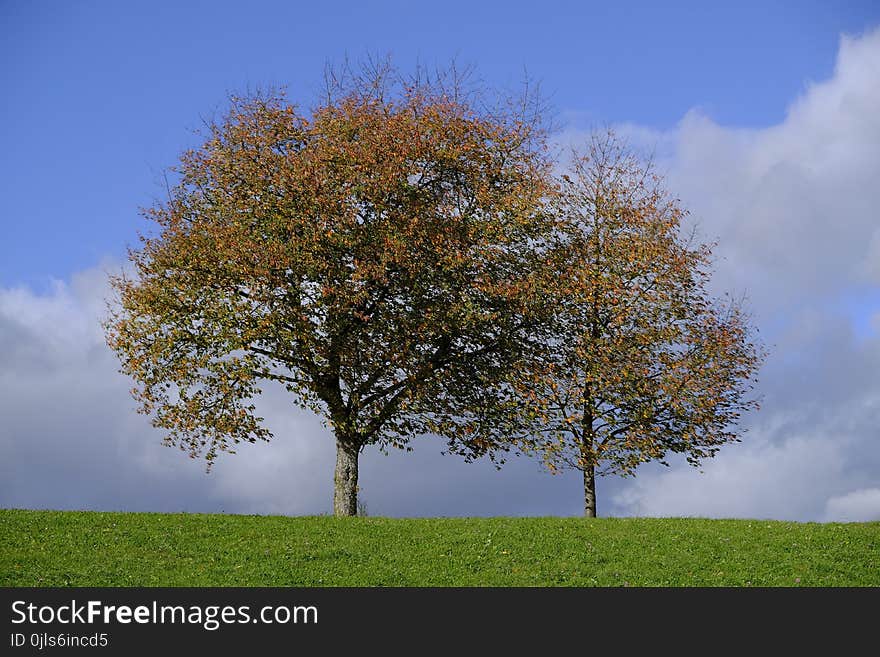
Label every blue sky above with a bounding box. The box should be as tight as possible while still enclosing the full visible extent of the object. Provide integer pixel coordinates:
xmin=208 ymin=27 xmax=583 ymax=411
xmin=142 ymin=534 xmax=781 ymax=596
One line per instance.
xmin=2 ymin=0 xmax=879 ymax=288
xmin=2 ymin=2 xmax=879 ymax=520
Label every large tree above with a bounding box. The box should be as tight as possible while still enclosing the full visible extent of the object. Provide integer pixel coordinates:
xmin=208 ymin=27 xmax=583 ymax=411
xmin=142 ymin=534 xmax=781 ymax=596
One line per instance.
xmin=484 ymin=132 xmax=763 ymax=517
xmin=105 ymin=65 xmax=552 ymax=516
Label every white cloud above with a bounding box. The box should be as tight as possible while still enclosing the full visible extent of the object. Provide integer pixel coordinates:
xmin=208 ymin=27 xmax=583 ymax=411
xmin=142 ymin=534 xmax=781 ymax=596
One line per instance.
xmin=675 ymin=30 xmax=880 ymax=308
xmin=604 ymin=27 xmax=880 ymax=521
xmin=823 ymin=488 xmax=880 ymax=522
xmin=612 ymin=432 xmax=851 ymax=521
xmin=565 ymin=29 xmax=880 ymax=314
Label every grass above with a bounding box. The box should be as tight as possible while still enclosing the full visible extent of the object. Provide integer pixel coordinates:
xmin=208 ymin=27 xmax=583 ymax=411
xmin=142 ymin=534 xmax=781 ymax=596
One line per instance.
xmin=1 ymin=509 xmax=877 ymax=586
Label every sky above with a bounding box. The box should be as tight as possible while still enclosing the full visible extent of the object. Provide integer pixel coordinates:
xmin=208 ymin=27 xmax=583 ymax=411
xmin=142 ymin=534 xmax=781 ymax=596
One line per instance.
xmin=2 ymin=1 xmax=879 ymax=520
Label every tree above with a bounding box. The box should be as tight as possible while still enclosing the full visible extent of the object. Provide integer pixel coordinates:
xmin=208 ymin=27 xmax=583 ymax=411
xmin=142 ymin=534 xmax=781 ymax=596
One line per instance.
xmin=498 ymin=132 xmax=763 ymax=517
xmin=105 ymin=63 xmax=553 ymax=516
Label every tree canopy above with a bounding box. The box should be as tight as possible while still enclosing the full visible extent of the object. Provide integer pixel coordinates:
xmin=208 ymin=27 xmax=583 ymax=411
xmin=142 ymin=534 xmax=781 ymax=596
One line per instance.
xmin=469 ymin=132 xmax=764 ymax=516
xmin=105 ymin=64 xmax=554 ymax=515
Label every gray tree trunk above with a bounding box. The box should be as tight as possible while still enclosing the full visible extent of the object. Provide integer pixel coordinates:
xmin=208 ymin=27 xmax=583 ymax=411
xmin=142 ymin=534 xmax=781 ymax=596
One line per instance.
xmin=581 ymin=385 xmax=597 ymax=518
xmin=583 ymin=464 xmax=597 ymax=518
xmin=333 ymin=439 xmax=359 ymax=517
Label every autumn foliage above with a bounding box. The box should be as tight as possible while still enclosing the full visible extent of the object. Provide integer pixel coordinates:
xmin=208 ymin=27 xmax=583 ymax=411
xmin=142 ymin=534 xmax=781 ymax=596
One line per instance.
xmin=106 ymin=63 xmax=762 ymax=517
xmin=468 ymin=133 xmax=763 ymax=516
xmin=106 ymin=65 xmax=554 ymax=516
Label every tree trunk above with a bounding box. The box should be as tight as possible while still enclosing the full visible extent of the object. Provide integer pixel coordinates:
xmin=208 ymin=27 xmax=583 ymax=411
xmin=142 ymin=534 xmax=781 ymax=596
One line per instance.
xmin=583 ymin=463 xmax=597 ymax=518
xmin=581 ymin=380 xmax=597 ymax=518
xmin=333 ymin=439 xmax=359 ymax=517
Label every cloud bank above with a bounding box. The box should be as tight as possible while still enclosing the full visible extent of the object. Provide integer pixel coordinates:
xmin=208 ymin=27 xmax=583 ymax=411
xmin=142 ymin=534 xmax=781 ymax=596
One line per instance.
xmin=606 ymin=27 xmax=880 ymax=520
xmin=0 ymin=266 xmax=584 ymax=517
xmin=2 ymin=28 xmax=879 ymax=520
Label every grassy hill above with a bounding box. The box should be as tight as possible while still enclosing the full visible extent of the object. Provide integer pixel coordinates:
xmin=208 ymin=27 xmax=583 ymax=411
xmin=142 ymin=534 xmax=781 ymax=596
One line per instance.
xmin=1 ymin=509 xmax=877 ymax=586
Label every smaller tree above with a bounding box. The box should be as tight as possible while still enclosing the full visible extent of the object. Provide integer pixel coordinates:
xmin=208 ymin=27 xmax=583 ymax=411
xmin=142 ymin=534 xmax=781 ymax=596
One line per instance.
xmin=499 ymin=132 xmax=763 ymax=517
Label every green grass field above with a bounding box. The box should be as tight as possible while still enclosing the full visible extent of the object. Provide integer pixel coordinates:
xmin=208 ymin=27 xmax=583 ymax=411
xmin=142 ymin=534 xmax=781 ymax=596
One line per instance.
xmin=1 ymin=509 xmax=877 ymax=586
